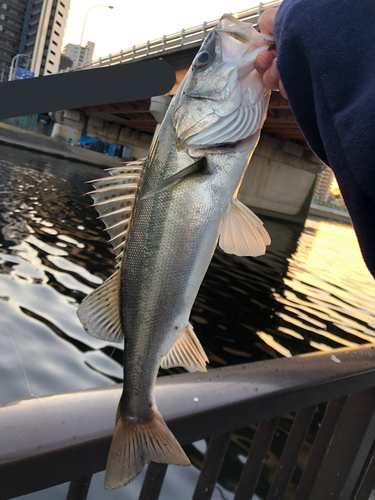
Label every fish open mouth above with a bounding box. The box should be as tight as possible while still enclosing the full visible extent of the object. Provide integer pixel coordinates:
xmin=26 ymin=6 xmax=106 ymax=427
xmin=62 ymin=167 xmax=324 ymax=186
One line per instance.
xmin=173 ymin=13 xmax=273 ymax=154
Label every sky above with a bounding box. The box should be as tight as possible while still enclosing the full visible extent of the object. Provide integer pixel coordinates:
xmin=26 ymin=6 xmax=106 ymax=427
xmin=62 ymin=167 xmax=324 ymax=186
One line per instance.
xmin=62 ymin=0 xmax=263 ymax=61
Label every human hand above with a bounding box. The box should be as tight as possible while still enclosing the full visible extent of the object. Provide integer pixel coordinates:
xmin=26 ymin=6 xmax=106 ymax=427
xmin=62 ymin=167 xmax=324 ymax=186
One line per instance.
xmin=254 ymin=7 xmax=287 ymax=99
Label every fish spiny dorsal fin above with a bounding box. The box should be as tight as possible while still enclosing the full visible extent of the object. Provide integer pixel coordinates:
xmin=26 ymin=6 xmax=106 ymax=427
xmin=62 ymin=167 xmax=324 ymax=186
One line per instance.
xmin=161 ymin=323 xmax=209 ymax=372
xmin=77 ymin=159 xmax=146 ymax=343
xmin=86 ymin=159 xmax=146 ymax=259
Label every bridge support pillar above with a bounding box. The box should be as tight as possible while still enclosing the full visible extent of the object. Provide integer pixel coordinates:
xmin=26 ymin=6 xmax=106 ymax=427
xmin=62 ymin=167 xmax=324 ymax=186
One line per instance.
xmin=49 ymin=110 xmax=87 ymax=143
xmin=239 ymin=134 xmax=324 ymax=224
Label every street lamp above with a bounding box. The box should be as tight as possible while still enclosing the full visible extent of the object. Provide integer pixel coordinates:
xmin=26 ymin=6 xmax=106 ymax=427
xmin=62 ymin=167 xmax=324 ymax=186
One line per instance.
xmin=79 ymin=5 xmax=114 ymax=47
xmin=8 ymin=54 xmax=30 ymax=81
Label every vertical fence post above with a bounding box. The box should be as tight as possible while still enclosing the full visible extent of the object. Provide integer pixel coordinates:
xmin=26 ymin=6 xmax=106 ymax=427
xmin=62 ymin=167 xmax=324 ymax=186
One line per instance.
xmin=66 ymin=476 xmax=92 ymax=500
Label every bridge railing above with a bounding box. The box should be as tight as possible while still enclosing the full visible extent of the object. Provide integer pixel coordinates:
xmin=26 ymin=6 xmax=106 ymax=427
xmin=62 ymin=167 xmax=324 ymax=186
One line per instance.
xmin=2 ymin=343 xmax=375 ymax=499
xmin=63 ymin=1 xmax=282 ymax=72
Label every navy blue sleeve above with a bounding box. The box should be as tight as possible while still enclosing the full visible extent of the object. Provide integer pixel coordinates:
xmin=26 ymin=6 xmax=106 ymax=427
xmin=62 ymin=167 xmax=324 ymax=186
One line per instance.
xmin=273 ymin=0 xmax=375 ymax=278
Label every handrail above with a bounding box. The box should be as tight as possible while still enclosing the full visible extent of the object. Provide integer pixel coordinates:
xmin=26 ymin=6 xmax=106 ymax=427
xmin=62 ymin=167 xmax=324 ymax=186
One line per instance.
xmin=62 ymin=1 xmax=282 ymax=73
xmin=1 ymin=344 xmax=375 ymax=498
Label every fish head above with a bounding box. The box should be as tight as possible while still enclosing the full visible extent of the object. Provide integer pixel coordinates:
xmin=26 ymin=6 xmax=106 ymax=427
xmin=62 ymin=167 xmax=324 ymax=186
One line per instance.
xmin=173 ymin=14 xmax=274 ymax=152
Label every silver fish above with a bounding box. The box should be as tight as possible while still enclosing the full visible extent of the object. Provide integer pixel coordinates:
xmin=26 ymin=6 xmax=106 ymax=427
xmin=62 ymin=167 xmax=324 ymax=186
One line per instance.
xmin=78 ymin=14 xmax=273 ymax=489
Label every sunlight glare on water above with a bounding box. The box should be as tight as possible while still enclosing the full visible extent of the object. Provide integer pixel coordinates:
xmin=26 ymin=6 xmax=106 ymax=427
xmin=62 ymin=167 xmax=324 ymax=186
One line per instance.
xmin=0 ymin=145 xmax=375 ymax=500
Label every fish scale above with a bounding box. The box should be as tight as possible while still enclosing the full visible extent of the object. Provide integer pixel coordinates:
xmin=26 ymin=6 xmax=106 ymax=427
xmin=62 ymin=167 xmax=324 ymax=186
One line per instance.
xmin=78 ymin=13 xmax=273 ymax=490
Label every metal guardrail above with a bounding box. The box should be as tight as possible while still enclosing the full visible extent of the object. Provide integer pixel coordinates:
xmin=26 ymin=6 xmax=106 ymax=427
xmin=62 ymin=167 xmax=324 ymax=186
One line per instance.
xmin=64 ymin=1 xmax=282 ymax=73
xmin=2 ymin=344 xmax=375 ymax=499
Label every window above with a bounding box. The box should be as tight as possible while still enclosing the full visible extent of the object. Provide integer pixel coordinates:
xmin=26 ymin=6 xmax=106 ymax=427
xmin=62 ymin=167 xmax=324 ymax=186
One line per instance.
xmin=60 ymin=1 xmax=65 ymax=7
xmin=58 ymin=10 xmax=63 ymax=17
xmin=46 ymin=70 xmax=52 ymax=73
xmin=51 ymin=50 xmax=55 ymax=55
xmin=54 ymin=30 xmax=59 ymax=36
xmin=56 ymin=20 xmax=61 ymax=27
xmin=52 ymin=40 xmax=57 ymax=45
xmin=48 ymin=60 xmax=54 ymax=65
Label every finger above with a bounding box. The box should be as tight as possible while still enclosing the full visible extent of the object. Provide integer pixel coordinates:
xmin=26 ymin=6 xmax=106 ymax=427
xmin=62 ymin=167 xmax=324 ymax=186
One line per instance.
xmin=259 ymin=7 xmax=278 ymax=35
xmin=279 ymin=80 xmax=287 ymax=99
xmin=254 ymin=50 xmax=276 ymax=74
xmin=262 ymin=58 xmax=280 ymax=91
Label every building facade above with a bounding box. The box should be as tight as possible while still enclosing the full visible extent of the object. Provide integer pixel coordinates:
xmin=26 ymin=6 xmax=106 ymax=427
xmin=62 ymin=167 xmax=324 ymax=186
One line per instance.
xmin=19 ymin=0 xmax=71 ymax=76
xmin=58 ymin=51 xmax=72 ymax=70
xmin=0 ymin=0 xmax=28 ymax=80
xmin=0 ymin=0 xmax=70 ymax=80
xmin=63 ymin=40 xmax=94 ymax=68
xmin=313 ymin=165 xmax=334 ymax=202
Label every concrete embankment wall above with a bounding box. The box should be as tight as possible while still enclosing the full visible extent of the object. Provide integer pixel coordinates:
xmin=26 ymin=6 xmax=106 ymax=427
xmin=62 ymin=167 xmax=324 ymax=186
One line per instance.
xmin=0 ymin=122 xmax=121 ymax=168
xmin=50 ymin=110 xmax=153 ymax=159
xmin=309 ymin=204 xmax=352 ymax=224
xmin=239 ymin=135 xmax=324 ymax=225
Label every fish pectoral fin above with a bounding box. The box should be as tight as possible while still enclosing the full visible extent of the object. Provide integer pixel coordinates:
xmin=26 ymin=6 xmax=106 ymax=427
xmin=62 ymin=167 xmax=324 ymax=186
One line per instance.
xmin=218 ymin=199 xmax=271 ymax=257
xmin=105 ymin=405 xmax=190 ymax=489
xmin=141 ymin=157 xmax=208 ymax=201
xmin=161 ymin=323 xmax=209 ymax=372
xmin=77 ymin=270 xmax=123 ymax=343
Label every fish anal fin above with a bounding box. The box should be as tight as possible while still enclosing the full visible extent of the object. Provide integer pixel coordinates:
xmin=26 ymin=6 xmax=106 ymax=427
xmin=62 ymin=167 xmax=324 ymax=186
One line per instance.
xmin=161 ymin=323 xmax=209 ymax=372
xmin=77 ymin=270 xmax=123 ymax=342
xmin=218 ymin=199 xmax=271 ymax=257
xmin=105 ymin=406 xmax=190 ymax=489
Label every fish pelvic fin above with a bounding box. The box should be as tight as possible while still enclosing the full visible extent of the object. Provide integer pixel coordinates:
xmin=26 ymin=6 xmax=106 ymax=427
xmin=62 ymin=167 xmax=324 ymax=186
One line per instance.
xmin=77 ymin=269 xmax=123 ymax=342
xmin=105 ymin=406 xmax=190 ymax=489
xmin=161 ymin=323 xmax=209 ymax=372
xmin=218 ymin=199 xmax=271 ymax=257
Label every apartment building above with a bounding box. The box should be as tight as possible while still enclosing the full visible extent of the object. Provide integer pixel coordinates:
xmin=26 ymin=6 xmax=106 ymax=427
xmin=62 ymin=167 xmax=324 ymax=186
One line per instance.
xmin=314 ymin=165 xmax=334 ymax=202
xmin=0 ymin=0 xmax=28 ymax=80
xmin=0 ymin=0 xmax=71 ymax=79
xmin=63 ymin=40 xmax=94 ymax=68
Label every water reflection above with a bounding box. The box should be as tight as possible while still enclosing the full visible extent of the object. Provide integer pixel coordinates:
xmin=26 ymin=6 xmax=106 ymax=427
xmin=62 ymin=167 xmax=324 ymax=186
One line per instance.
xmin=0 ymin=145 xmax=374 ymax=499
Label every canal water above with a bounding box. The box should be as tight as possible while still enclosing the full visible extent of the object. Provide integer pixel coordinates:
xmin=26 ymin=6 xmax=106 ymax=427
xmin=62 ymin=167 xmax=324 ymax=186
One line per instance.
xmin=1 ymin=144 xmax=374 ymax=499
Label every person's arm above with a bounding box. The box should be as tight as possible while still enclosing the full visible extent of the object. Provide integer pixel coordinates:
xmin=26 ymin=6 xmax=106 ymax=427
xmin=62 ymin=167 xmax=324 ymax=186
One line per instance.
xmin=255 ymin=1 xmax=375 ymax=278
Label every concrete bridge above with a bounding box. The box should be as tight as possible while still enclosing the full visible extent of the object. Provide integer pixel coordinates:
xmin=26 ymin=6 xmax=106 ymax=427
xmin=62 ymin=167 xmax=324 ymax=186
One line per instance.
xmin=52 ymin=0 xmax=323 ymax=224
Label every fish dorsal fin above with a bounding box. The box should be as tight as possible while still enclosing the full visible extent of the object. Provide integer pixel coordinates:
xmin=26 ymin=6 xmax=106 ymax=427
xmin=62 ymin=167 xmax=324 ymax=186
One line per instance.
xmin=86 ymin=159 xmax=146 ymax=259
xmin=77 ymin=269 xmax=123 ymax=342
xmin=218 ymin=199 xmax=271 ymax=257
xmin=77 ymin=160 xmax=146 ymax=343
xmin=161 ymin=323 xmax=209 ymax=372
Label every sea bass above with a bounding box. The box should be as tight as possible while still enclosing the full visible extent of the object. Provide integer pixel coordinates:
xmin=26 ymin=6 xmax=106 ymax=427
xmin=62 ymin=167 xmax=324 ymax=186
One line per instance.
xmin=78 ymin=14 xmax=273 ymax=489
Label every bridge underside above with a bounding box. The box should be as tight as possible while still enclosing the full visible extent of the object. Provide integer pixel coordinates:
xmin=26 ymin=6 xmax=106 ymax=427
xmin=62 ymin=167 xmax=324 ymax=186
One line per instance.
xmin=60 ymin=45 xmax=321 ymax=225
xmin=76 ymin=91 xmax=307 ymax=148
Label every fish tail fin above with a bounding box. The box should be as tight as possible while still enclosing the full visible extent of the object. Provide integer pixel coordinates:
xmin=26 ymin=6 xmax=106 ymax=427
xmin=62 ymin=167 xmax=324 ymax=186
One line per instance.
xmin=105 ymin=405 xmax=191 ymax=489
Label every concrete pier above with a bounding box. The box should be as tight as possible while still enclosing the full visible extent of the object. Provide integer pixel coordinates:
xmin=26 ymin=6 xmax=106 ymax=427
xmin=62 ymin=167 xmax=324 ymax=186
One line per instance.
xmin=239 ymin=135 xmax=324 ymax=224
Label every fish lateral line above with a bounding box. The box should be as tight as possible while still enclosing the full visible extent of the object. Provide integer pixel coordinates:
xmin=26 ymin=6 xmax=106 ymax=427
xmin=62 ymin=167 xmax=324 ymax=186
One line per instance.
xmin=141 ymin=157 xmax=209 ymax=201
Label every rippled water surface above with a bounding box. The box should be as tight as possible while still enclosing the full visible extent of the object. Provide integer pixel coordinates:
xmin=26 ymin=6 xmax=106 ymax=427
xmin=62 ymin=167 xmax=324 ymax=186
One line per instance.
xmin=1 ymin=145 xmax=374 ymax=499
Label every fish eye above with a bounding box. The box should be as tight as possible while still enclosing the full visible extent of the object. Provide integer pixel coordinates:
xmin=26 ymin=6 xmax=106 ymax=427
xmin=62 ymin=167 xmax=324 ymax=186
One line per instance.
xmin=194 ymin=50 xmax=213 ymax=68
